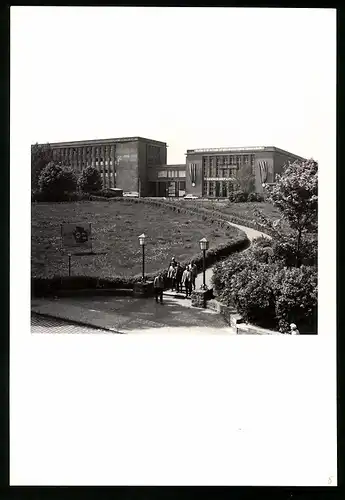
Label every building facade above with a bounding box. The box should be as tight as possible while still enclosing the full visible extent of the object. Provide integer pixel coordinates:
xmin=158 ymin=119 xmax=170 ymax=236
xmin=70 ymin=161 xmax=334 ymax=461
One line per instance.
xmin=33 ymin=137 xmax=305 ymax=198
xmin=35 ymin=136 xmax=167 ymax=196
xmin=147 ymin=164 xmax=186 ymax=197
xmin=185 ymin=146 xmax=305 ymax=198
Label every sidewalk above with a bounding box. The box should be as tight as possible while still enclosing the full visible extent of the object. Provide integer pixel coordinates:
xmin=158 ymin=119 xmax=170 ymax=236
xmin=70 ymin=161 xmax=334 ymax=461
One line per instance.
xmin=31 ymin=295 xmax=236 ymax=335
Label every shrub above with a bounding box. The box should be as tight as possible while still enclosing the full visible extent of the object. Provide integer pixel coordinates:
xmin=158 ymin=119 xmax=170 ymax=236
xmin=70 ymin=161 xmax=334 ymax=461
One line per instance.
xmin=272 ymin=265 xmax=317 ymax=333
xmin=230 ymin=263 xmax=277 ymax=328
xmin=38 ymin=162 xmax=77 ymax=200
xmin=248 ymin=192 xmax=264 ymax=202
xmin=271 ymin=233 xmax=317 ymax=268
xmin=212 ymin=248 xmax=317 ymax=332
xmin=229 ymin=190 xmax=246 ymax=203
xmin=78 ymin=166 xmax=103 ymax=193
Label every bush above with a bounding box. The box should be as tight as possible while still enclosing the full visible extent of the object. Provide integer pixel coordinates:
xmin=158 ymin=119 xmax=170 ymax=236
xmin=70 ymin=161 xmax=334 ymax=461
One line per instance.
xmin=38 ymin=162 xmax=77 ymax=200
xmin=31 ymin=190 xmax=91 ymax=202
xmin=271 ymin=233 xmax=317 ymax=268
xmin=212 ymin=248 xmax=317 ymax=333
xmin=272 ymin=265 xmax=317 ymax=333
xmin=78 ymin=166 xmax=103 ymax=193
xmin=228 ymin=190 xmax=248 ymax=203
xmin=230 ymin=263 xmax=277 ymax=328
xmin=248 ymin=192 xmax=264 ymax=202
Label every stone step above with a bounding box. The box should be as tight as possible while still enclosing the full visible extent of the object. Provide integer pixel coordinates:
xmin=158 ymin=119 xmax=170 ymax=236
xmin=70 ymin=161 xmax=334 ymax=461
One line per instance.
xmin=163 ymin=291 xmax=188 ymax=299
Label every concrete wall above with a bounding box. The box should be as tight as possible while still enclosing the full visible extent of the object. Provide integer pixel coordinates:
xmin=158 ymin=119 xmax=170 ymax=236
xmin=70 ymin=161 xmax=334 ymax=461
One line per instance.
xmin=253 ymin=151 xmax=275 ymax=193
xmin=116 ymin=141 xmax=140 ymax=193
xmin=273 ymin=151 xmax=303 ymax=180
xmin=185 ymin=154 xmax=203 ymax=196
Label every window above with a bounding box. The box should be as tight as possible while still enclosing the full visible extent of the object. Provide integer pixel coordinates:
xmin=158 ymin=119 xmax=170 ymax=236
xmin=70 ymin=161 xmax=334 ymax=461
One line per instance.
xmin=209 ymin=157 xmax=214 ymax=168
xmin=179 ymin=170 xmax=186 ymax=178
xmin=244 ymin=155 xmax=249 ymax=164
xmin=209 ymin=181 xmax=215 ymax=197
xmin=203 ymin=182 xmax=208 ymax=195
xmin=222 ymin=183 xmax=227 ymax=197
xmin=215 ymin=166 xmax=219 ymax=177
xmin=158 ymin=171 xmax=167 ymax=178
xmin=237 ymin=155 xmax=242 ymax=165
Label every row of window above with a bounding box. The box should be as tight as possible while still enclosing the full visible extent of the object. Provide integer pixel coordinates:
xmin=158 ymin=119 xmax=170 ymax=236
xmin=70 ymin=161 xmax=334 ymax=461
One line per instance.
xmin=53 ymin=146 xmax=116 ymax=159
xmin=202 ymin=155 xmax=255 ymax=167
xmin=157 ymin=170 xmax=186 ymax=178
xmin=203 ymin=180 xmax=235 ymax=197
xmin=202 ymin=166 xmax=238 ymax=178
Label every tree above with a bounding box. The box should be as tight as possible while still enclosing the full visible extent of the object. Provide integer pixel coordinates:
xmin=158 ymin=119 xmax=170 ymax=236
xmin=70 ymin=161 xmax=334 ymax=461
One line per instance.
xmin=77 ymin=166 xmax=103 ymax=193
xmin=38 ymin=162 xmax=77 ymax=200
xmin=254 ymin=159 xmax=318 ymax=267
xmin=233 ymin=163 xmax=255 ymax=193
xmin=31 ymin=142 xmax=53 ymax=191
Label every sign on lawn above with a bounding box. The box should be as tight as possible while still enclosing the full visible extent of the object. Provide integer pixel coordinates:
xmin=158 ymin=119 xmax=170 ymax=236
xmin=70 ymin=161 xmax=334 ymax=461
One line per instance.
xmin=61 ymin=222 xmax=92 ymax=250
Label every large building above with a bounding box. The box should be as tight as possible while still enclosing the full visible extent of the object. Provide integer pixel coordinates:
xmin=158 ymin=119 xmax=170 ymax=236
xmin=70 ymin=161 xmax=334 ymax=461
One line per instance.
xmin=185 ymin=146 xmax=305 ymax=198
xmin=34 ymin=136 xmax=167 ymax=197
xmin=33 ymin=137 xmax=305 ymax=198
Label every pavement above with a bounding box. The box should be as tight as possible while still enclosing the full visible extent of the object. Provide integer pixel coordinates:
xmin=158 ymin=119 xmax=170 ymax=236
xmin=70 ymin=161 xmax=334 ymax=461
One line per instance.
xmin=31 ymin=221 xmax=270 ymax=335
xmin=31 ymin=295 xmax=236 ymax=335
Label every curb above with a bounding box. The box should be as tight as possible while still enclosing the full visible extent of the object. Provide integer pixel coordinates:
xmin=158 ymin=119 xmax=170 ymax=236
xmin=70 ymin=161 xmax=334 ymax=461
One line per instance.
xmin=31 ymin=311 xmax=125 ymax=334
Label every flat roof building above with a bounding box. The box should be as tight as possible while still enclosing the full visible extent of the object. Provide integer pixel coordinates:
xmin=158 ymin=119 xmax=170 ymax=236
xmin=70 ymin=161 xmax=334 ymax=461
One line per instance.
xmin=185 ymin=146 xmax=305 ymax=198
xmin=32 ymin=137 xmax=306 ymax=199
xmin=33 ymin=136 xmax=167 ymax=196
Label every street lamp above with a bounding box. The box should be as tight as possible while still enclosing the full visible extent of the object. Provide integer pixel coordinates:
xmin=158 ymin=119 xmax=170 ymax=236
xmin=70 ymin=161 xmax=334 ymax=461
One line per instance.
xmin=199 ymin=237 xmax=209 ymax=290
xmin=138 ymin=233 xmax=146 ymax=281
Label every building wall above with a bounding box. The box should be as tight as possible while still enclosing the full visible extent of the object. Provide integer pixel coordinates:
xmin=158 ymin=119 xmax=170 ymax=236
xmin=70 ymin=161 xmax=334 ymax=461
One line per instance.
xmin=138 ymin=140 xmax=168 ymax=196
xmin=147 ymin=164 xmax=186 ymax=197
xmin=185 ymin=154 xmax=203 ymax=196
xmin=115 ymin=141 xmax=140 ymax=193
xmin=273 ymin=151 xmax=305 ymax=180
xmin=253 ymin=151 xmax=275 ymax=192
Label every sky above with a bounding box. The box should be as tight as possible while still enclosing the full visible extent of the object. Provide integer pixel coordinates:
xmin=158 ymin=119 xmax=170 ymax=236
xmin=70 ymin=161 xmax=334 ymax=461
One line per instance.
xmin=11 ymin=7 xmax=336 ymax=165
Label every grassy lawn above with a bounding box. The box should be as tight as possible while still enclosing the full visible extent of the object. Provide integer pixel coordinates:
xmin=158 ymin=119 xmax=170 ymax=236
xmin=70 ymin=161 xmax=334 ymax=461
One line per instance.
xmin=180 ymin=200 xmax=282 ymax=223
xmin=32 ymin=200 xmax=245 ymax=279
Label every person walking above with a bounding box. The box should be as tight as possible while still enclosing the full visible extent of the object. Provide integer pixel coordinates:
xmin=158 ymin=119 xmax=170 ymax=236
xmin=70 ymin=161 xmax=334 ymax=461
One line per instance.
xmin=190 ymin=261 xmax=198 ymax=291
xmin=153 ymin=273 xmax=164 ymax=304
xmin=167 ymin=262 xmax=176 ymax=291
xmin=182 ymin=265 xmax=192 ymax=298
xmin=174 ymin=262 xmax=183 ymax=293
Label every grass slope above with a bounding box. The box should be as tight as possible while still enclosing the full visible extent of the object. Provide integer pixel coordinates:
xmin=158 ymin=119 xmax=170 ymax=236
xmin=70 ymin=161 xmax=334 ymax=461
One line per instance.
xmin=32 ymin=200 xmax=245 ymax=279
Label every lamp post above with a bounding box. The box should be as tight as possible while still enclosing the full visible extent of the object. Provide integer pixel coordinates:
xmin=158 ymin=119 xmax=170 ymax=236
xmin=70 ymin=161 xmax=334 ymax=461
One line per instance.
xmin=138 ymin=233 xmax=146 ymax=281
xmin=199 ymin=237 xmax=209 ymax=290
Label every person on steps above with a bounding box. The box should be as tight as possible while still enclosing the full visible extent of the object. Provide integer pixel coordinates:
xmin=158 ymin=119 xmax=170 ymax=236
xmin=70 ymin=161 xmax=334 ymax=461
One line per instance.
xmin=174 ymin=263 xmax=183 ymax=293
xmin=153 ymin=273 xmax=164 ymax=304
xmin=182 ymin=265 xmax=192 ymax=298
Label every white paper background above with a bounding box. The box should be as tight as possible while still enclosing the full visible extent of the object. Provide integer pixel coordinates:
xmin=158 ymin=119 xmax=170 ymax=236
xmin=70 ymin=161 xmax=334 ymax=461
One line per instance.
xmin=10 ymin=7 xmax=337 ymax=486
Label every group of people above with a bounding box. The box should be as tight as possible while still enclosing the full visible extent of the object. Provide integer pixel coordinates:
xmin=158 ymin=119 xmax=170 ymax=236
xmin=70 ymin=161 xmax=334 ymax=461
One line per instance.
xmin=167 ymin=257 xmax=198 ymax=297
xmin=153 ymin=256 xmax=199 ymax=303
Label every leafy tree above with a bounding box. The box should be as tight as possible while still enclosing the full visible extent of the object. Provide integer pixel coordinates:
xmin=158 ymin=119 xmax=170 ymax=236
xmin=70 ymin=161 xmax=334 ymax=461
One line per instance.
xmin=233 ymin=163 xmax=255 ymax=193
xmin=77 ymin=166 xmax=103 ymax=193
xmin=31 ymin=142 xmax=53 ymax=190
xmin=38 ymin=162 xmax=77 ymax=199
xmin=254 ymin=159 xmax=318 ymax=267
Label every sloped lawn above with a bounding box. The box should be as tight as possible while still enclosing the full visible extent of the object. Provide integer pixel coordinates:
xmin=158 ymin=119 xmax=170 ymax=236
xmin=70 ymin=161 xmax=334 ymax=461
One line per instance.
xmin=32 ymin=200 xmax=245 ymax=279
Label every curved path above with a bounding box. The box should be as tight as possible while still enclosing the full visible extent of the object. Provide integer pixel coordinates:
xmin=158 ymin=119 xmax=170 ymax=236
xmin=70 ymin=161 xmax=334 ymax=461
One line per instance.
xmin=195 ymin=221 xmax=271 ymax=290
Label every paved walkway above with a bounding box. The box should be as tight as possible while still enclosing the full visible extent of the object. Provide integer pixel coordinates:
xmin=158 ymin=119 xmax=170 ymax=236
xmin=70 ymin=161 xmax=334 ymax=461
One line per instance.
xmin=31 ymin=296 xmax=236 ymax=335
xmin=195 ymin=221 xmax=270 ymax=289
xmin=31 ymin=221 xmax=270 ymax=335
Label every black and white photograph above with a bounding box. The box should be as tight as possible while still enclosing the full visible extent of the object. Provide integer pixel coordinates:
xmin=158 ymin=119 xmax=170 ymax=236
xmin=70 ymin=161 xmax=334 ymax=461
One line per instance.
xmin=10 ymin=6 xmax=336 ymax=487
